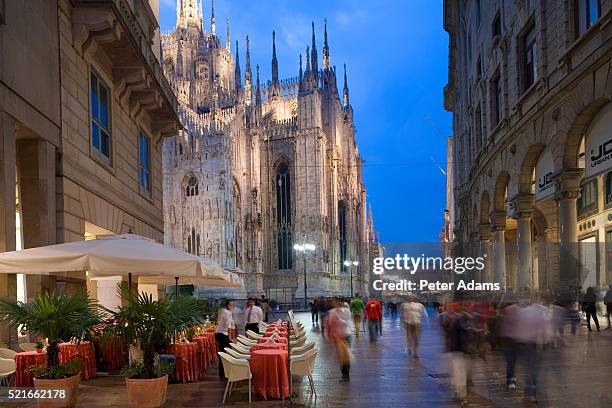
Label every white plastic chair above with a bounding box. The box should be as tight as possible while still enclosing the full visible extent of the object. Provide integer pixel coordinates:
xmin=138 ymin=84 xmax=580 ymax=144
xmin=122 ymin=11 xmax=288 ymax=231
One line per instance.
xmin=218 ymin=351 xmax=252 ymax=404
xmin=290 ymin=348 xmax=318 ymax=396
xmin=224 ymin=347 xmax=251 ymax=360
xmin=0 ymin=357 xmax=16 ymax=386
xmin=0 ymin=348 xmax=17 ymax=360
xmin=291 ymin=341 xmax=315 ymax=356
xmin=230 ymin=342 xmax=252 ymax=354
xmin=237 ymin=337 xmax=257 ymax=347
xmin=290 ymin=336 xmax=307 ymax=348
xmin=246 ymin=330 xmax=262 ymax=340
xmin=19 ymin=343 xmax=36 ymax=352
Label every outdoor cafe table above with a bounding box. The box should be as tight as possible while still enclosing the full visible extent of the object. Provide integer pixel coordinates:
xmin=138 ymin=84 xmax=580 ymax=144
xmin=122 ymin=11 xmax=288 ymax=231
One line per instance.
xmin=93 ymin=336 xmax=127 ymax=372
xmin=249 ymin=349 xmax=289 ymax=399
xmin=168 ymin=342 xmax=203 ymax=383
xmin=14 ymin=341 xmax=97 ymax=387
xmin=192 ymin=332 xmax=217 ymax=370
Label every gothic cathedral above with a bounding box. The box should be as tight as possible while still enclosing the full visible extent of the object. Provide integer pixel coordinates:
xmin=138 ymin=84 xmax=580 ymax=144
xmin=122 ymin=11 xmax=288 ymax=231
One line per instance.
xmin=162 ymin=0 xmax=376 ymax=300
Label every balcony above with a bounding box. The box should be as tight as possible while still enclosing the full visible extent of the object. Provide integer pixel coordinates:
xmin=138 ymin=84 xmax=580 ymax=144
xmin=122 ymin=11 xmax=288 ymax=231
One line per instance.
xmin=71 ymin=0 xmax=180 ymax=139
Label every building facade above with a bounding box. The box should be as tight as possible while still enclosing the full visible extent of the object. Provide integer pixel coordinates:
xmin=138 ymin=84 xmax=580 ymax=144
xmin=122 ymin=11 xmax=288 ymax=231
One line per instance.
xmin=162 ymin=1 xmax=375 ymax=301
xmin=444 ymin=0 xmax=612 ymax=292
xmin=0 ymin=0 xmax=180 ymax=346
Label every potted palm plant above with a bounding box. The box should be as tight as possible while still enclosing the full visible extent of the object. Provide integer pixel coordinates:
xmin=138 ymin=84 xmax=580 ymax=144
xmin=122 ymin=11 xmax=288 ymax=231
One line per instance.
xmin=0 ymin=291 xmax=99 ymax=408
xmin=103 ymin=287 xmax=203 ymax=408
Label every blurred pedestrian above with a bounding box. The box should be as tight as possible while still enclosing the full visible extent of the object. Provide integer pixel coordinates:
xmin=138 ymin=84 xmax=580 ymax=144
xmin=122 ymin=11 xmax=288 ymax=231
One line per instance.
xmin=365 ymin=297 xmax=383 ymax=343
xmin=260 ymin=294 xmax=269 ymax=322
xmin=582 ymin=287 xmax=600 ymax=332
xmin=400 ymin=296 xmax=429 ymax=357
xmin=448 ymin=301 xmax=477 ymax=403
xmin=327 ymin=298 xmax=354 ymax=380
xmin=310 ymin=297 xmax=319 ymax=325
xmin=350 ymin=293 xmax=365 ymax=337
xmin=605 ymin=286 xmax=612 ymax=329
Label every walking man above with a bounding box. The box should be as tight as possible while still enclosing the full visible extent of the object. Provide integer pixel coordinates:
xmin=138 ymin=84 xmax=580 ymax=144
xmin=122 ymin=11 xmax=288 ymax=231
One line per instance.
xmin=350 ymin=293 xmax=365 ymax=337
xmin=327 ymin=298 xmax=354 ymax=380
xmin=400 ymin=296 xmax=429 ymax=357
xmin=244 ymin=297 xmax=263 ymax=334
xmin=365 ymin=297 xmax=382 ymax=343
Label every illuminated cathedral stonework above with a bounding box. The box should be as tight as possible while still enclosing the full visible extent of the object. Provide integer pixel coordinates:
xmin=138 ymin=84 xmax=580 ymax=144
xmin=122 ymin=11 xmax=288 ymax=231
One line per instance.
xmin=162 ymin=1 xmax=376 ymax=299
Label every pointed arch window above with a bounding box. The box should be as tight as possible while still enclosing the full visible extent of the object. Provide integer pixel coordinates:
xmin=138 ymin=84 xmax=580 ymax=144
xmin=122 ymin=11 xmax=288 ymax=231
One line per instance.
xmin=186 ymin=227 xmax=199 ymax=255
xmin=186 ymin=176 xmax=198 ymax=196
xmin=338 ymin=201 xmax=347 ymax=272
xmin=276 ymin=162 xmax=292 ymax=269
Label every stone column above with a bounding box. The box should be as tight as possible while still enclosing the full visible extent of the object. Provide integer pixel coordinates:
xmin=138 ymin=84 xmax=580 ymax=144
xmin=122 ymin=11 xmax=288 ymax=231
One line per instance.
xmin=17 ymin=139 xmax=57 ymax=299
xmin=553 ymin=169 xmax=583 ymax=288
xmin=0 ymin=112 xmax=17 ymax=348
xmin=490 ymin=211 xmax=507 ymax=289
xmin=510 ymin=194 xmax=534 ymax=292
xmin=478 ymin=224 xmax=493 ymax=283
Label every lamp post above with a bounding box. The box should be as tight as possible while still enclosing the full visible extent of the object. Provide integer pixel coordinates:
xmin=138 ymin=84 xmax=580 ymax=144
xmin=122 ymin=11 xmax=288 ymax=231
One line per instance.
xmin=294 ymin=242 xmax=316 ymax=309
xmin=343 ymin=260 xmax=359 ymax=298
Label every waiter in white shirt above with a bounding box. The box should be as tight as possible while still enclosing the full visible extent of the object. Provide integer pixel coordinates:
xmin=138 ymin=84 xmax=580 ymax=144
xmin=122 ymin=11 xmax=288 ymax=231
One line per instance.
xmin=215 ymin=300 xmax=235 ymax=378
xmin=244 ymin=297 xmax=264 ymax=334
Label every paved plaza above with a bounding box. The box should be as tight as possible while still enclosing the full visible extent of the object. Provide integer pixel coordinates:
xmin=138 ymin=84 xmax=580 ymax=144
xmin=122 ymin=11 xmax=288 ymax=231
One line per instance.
xmin=3 ymin=310 xmax=612 ymax=408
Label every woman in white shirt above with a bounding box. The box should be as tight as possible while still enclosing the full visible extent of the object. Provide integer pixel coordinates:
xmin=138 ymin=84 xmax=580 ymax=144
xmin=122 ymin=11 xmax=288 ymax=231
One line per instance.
xmin=215 ymin=300 xmax=235 ymax=378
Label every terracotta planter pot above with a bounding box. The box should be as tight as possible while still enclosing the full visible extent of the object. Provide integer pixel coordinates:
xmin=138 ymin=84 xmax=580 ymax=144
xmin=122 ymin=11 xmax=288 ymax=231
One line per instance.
xmin=125 ymin=375 xmax=168 ymax=408
xmin=33 ymin=373 xmax=80 ymax=408
xmin=36 ymin=348 xmax=44 ymax=353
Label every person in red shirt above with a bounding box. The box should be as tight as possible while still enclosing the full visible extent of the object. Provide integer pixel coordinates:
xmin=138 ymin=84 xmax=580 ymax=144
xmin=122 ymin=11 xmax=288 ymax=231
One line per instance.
xmin=364 ymin=298 xmax=383 ymax=343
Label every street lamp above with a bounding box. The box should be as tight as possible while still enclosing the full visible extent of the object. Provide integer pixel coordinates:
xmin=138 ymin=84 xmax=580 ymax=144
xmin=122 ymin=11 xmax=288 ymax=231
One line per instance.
xmin=343 ymin=260 xmax=359 ymax=298
xmin=294 ymin=242 xmax=316 ymax=309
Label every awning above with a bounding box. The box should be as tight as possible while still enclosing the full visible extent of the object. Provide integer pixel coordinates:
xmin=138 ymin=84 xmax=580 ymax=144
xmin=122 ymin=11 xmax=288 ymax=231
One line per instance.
xmin=0 ymin=234 xmax=242 ymax=288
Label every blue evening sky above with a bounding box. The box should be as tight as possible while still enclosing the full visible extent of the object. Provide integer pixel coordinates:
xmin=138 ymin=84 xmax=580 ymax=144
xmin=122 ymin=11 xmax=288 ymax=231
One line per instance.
xmin=159 ymin=0 xmax=452 ymax=243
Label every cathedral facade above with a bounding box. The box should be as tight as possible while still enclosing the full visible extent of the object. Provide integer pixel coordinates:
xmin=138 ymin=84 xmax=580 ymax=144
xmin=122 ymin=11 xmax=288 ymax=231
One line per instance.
xmin=161 ymin=1 xmax=376 ymax=301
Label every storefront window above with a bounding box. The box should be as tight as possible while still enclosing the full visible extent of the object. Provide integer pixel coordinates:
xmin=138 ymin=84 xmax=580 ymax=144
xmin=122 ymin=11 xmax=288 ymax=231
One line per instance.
xmin=606 ymin=172 xmax=612 ymax=207
xmin=577 ymin=178 xmax=598 ymax=218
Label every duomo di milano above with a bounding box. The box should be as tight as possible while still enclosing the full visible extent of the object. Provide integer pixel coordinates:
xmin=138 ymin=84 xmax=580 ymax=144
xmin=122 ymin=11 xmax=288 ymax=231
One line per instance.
xmin=161 ymin=1 xmax=376 ymax=299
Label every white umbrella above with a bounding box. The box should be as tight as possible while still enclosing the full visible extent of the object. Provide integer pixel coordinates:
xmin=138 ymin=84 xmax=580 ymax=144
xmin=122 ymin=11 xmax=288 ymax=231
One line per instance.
xmin=0 ymin=234 xmax=241 ymax=288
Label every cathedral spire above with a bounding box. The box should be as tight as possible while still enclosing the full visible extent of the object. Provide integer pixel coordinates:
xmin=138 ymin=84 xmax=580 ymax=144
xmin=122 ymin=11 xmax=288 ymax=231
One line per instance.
xmin=311 ymin=22 xmax=318 ymax=87
xmin=298 ymin=53 xmax=303 ymax=92
xmin=271 ymin=31 xmax=279 ymax=86
xmin=210 ymin=0 xmax=215 ymax=35
xmin=255 ymin=64 xmax=261 ymax=105
xmin=305 ymin=46 xmax=312 ymax=91
xmin=197 ymin=0 xmax=203 ymax=29
xmin=323 ymin=18 xmax=330 ymax=70
xmin=226 ymin=18 xmax=230 ymax=50
xmin=343 ymin=63 xmax=350 ymax=108
xmin=244 ymin=36 xmax=253 ymax=105
xmin=234 ymin=40 xmax=242 ymax=91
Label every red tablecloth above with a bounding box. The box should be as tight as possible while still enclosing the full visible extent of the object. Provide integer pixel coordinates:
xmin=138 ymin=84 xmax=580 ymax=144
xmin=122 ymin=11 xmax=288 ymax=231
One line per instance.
xmin=169 ymin=342 xmax=203 ymax=383
xmin=251 ymin=343 xmax=287 ymax=352
xmin=14 ymin=351 xmax=47 ymax=387
xmin=250 ymin=349 xmax=289 ymax=399
xmin=58 ymin=341 xmax=97 ymax=380
xmin=192 ymin=332 xmax=217 ymax=370
xmin=93 ymin=336 xmax=127 ymax=371
xmin=13 ymin=342 xmax=96 ymax=387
